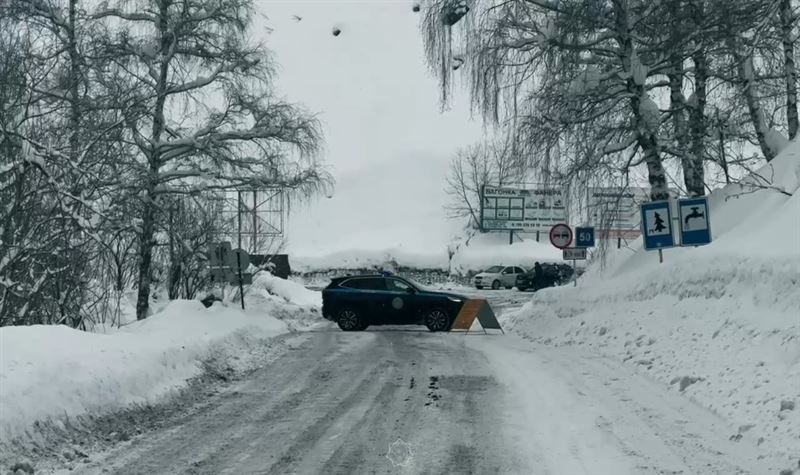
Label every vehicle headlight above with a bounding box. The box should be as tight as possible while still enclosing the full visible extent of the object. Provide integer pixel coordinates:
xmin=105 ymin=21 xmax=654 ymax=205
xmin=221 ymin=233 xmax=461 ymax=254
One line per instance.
xmin=447 ymin=296 xmax=463 ymax=303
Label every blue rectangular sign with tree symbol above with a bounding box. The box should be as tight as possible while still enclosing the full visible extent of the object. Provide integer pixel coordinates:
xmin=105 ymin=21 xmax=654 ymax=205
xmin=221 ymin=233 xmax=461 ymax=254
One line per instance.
xmin=640 ymin=201 xmax=675 ymax=250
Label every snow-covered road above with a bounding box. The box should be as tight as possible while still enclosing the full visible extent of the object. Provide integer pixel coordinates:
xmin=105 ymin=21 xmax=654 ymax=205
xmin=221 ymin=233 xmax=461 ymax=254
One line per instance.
xmin=67 ymin=323 xmax=772 ymax=475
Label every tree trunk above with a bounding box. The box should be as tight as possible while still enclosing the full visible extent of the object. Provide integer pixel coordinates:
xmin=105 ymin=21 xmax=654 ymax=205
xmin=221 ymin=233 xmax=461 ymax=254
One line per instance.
xmin=666 ymin=0 xmax=704 ymax=197
xmin=135 ymin=0 xmax=172 ymax=320
xmin=614 ymin=1 xmax=669 ymax=201
xmin=780 ymin=0 xmax=798 ymax=140
xmin=733 ymin=50 xmax=777 ymax=161
xmin=668 ymin=55 xmax=698 ymax=196
xmin=686 ymin=48 xmax=708 ymax=197
xmin=135 ymin=195 xmax=156 ymax=320
xmin=67 ymin=0 xmax=80 ymax=162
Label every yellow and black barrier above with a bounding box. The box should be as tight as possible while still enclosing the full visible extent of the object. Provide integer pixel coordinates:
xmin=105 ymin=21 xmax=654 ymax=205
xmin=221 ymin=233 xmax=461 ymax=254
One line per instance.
xmin=450 ymin=298 xmax=504 ymax=334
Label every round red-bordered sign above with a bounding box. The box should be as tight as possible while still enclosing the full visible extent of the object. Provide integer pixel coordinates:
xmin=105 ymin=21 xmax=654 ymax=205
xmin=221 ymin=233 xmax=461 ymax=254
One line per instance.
xmin=549 ymin=223 xmax=573 ymax=249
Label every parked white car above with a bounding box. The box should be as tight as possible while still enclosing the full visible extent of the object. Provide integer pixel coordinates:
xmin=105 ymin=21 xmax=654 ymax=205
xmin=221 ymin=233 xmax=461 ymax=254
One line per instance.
xmin=473 ymin=265 xmax=526 ymax=290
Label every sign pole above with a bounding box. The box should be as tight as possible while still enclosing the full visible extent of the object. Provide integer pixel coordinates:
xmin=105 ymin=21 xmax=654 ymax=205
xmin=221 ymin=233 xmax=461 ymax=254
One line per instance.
xmin=658 ymin=249 xmax=663 ymax=264
xmin=237 ymin=253 xmax=245 ymax=310
xmin=509 ymin=230 xmax=513 ymax=245
xmin=237 ymin=192 xmax=245 ymax=309
xmin=573 ymin=259 xmax=577 ymax=287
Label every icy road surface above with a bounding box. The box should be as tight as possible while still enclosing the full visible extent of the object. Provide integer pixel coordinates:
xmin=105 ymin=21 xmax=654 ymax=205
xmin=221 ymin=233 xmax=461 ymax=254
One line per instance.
xmin=71 ymin=318 xmax=769 ymax=474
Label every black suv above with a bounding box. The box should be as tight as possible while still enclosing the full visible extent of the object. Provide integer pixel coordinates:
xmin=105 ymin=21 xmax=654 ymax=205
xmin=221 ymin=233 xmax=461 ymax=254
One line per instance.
xmin=322 ymin=275 xmax=468 ymax=332
xmin=515 ymin=263 xmax=574 ymax=291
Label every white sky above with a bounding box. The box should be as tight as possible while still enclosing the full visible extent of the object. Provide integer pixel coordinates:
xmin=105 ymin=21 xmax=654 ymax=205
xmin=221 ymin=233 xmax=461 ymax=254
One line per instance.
xmin=255 ymin=0 xmax=484 ymax=254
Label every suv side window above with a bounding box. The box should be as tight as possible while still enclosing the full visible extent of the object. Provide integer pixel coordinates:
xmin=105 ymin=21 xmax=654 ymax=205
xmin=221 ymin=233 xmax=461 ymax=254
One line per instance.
xmin=386 ymin=278 xmax=413 ymax=293
xmin=341 ymin=278 xmax=386 ymax=291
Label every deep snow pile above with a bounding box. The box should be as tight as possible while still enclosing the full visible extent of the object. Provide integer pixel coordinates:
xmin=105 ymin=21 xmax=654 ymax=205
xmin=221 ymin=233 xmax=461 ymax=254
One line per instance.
xmin=291 ymin=232 xmax=563 ymax=275
xmin=250 ymin=273 xmax=321 ymax=307
xmin=291 ymin=246 xmax=451 ymax=273
xmin=246 ymin=273 xmax=324 ymax=330
xmin=0 ymin=300 xmax=288 ymax=445
xmin=506 ymin=140 xmax=800 ymax=465
xmin=449 ymin=232 xmax=563 ymax=274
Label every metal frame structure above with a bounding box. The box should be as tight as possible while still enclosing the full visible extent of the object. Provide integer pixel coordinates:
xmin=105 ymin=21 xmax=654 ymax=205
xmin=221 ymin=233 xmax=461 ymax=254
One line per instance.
xmin=208 ymin=188 xmax=285 ymax=254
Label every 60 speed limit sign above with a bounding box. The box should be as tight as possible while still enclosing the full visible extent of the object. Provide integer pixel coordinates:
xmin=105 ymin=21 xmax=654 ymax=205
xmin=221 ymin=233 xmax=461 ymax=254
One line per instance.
xmin=549 ymin=223 xmax=573 ymax=249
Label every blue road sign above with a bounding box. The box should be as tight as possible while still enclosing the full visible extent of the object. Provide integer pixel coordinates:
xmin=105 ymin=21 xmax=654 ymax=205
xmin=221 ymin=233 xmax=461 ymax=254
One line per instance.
xmin=679 ymin=197 xmax=712 ymax=246
xmin=640 ymin=201 xmax=675 ymax=250
xmin=575 ymin=226 xmax=595 ymax=248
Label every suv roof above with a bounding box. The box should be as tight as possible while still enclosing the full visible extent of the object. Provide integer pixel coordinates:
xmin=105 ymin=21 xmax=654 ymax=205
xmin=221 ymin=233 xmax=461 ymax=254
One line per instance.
xmin=326 ymin=274 xmax=398 ymax=289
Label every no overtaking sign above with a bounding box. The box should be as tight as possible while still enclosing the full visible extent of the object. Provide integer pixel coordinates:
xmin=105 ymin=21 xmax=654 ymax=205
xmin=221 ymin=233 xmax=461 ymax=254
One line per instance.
xmin=549 ymin=223 xmax=573 ymax=249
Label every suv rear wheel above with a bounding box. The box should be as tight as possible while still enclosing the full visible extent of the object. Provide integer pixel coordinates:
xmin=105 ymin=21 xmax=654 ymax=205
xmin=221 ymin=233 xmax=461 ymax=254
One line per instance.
xmin=337 ymin=308 xmax=365 ymax=331
xmin=424 ymin=309 xmax=450 ymax=332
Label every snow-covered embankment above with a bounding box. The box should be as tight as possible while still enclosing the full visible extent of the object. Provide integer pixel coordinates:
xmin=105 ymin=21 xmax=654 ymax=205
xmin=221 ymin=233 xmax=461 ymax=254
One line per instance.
xmin=506 ymin=141 xmax=800 ymax=464
xmin=0 ymin=275 xmax=323 ymax=445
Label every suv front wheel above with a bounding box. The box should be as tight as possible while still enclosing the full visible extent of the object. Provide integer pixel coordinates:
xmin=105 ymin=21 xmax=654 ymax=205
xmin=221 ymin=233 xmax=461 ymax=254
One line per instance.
xmin=424 ymin=309 xmax=450 ymax=332
xmin=337 ymin=308 xmax=365 ymax=331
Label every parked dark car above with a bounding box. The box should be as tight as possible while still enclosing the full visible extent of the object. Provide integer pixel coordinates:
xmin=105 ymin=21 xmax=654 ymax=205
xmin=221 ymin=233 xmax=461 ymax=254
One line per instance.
xmin=515 ymin=263 xmax=574 ymax=291
xmin=322 ymin=275 xmax=467 ymax=332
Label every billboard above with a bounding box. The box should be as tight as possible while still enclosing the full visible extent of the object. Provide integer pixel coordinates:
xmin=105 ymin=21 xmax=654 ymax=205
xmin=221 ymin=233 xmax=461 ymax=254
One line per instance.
xmin=481 ymin=186 xmax=567 ymax=231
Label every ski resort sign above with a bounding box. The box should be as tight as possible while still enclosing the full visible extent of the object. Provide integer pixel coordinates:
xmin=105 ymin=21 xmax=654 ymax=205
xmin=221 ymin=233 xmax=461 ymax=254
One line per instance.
xmin=588 ymin=187 xmax=649 ymax=238
xmin=480 ymin=186 xmax=567 ymax=231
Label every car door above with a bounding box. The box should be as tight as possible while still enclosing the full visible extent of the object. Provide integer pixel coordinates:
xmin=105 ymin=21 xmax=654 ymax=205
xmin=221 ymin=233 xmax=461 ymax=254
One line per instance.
xmin=384 ymin=278 xmax=418 ymax=324
xmin=339 ymin=277 xmax=387 ymax=321
xmin=500 ymin=266 xmax=516 ymax=287
xmin=512 ymin=267 xmax=525 ymax=287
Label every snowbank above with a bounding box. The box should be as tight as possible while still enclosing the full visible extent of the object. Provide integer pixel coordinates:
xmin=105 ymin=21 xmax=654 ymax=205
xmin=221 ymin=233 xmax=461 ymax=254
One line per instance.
xmin=291 ymin=232 xmax=563 ymax=275
xmin=506 ymin=140 xmax=800 ymax=465
xmin=291 ymin=247 xmax=450 ymax=273
xmin=250 ymin=273 xmax=322 ymax=307
xmin=449 ymin=232 xmax=563 ymax=274
xmin=246 ymin=273 xmax=325 ymax=331
xmin=0 ymin=300 xmax=288 ymax=444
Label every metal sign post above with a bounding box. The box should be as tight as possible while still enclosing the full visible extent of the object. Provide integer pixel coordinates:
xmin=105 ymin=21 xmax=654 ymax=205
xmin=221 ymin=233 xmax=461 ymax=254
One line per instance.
xmin=236 ymin=253 xmax=245 ymax=310
xmin=562 ymin=247 xmax=587 ymax=287
xmin=229 ymin=248 xmax=250 ymax=310
xmin=207 ymin=242 xmax=251 ymax=309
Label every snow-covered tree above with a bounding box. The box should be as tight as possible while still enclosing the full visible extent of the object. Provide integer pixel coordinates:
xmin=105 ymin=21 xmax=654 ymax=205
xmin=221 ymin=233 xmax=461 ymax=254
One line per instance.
xmin=445 ymin=135 xmax=523 ymax=227
xmin=1 ymin=0 xmax=331 ymax=326
xmin=421 ymin=0 xmax=799 ymax=202
xmin=91 ymin=0 xmax=328 ymax=319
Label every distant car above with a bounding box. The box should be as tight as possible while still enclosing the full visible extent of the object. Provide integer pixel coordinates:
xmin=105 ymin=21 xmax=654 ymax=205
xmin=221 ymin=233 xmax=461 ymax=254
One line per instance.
xmin=515 ymin=263 xmax=574 ymax=291
xmin=473 ymin=265 xmax=526 ymax=290
xmin=321 ymin=275 xmax=467 ymax=332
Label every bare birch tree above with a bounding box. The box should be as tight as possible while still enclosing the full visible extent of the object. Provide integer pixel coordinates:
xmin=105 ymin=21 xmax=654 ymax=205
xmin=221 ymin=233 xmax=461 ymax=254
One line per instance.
xmin=90 ymin=0 xmax=328 ymax=319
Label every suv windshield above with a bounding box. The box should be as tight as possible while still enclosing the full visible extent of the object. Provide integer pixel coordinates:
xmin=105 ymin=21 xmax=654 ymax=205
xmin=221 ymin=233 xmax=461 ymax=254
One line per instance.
xmin=484 ymin=266 xmax=503 ymax=273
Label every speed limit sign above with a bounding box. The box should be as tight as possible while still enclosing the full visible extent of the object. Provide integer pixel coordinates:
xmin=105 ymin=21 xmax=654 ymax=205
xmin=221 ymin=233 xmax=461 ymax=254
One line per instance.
xmin=549 ymin=223 xmax=573 ymax=249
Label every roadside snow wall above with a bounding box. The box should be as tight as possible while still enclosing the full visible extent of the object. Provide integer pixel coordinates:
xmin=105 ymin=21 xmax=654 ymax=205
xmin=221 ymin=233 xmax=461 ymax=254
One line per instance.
xmin=0 ymin=300 xmax=288 ymax=444
xmin=506 ymin=140 xmax=800 ymax=464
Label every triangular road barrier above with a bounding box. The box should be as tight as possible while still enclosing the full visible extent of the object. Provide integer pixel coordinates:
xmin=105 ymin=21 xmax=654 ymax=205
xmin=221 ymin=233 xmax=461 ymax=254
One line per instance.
xmin=450 ymin=298 xmax=504 ymax=334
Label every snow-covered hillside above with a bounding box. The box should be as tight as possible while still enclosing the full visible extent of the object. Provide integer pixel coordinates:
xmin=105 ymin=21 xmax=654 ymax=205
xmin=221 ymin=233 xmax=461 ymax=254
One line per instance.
xmin=506 ymin=140 xmax=800 ymax=463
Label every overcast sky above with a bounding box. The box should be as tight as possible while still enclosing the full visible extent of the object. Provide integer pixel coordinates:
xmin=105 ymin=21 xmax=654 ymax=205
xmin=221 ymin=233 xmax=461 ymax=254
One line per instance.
xmin=255 ymin=1 xmax=484 ymax=254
